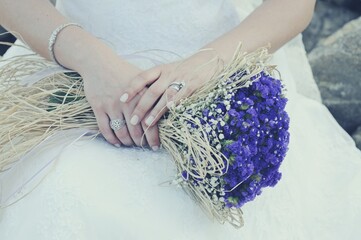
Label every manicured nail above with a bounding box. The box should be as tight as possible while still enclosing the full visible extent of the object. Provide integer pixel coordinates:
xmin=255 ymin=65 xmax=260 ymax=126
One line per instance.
xmin=130 ymin=115 xmax=139 ymax=125
xmin=152 ymin=146 xmax=159 ymax=151
xmin=145 ymin=115 xmax=155 ymax=126
xmin=167 ymin=101 xmax=175 ymax=108
xmin=119 ymin=93 xmax=128 ymax=103
xmin=114 ymin=144 xmax=121 ymax=148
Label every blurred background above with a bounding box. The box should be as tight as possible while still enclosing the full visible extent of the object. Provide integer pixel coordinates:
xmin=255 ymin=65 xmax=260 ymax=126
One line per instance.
xmin=302 ymin=0 xmax=361 ymax=149
xmin=1 ymin=0 xmax=361 ymax=148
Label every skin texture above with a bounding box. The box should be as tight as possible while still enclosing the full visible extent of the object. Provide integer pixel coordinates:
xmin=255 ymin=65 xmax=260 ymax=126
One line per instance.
xmin=0 ymin=0 xmax=315 ymax=149
xmin=0 ymin=0 xmax=160 ymax=149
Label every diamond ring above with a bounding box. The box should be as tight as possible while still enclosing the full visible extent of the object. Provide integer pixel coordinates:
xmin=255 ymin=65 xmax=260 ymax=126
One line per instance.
xmin=110 ymin=118 xmax=126 ymax=131
xmin=168 ymin=81 xmax=185 ymax=92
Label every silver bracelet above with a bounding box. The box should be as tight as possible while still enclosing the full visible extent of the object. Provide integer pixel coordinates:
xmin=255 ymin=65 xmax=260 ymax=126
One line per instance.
xmin=48 ymin=23 xmax=82 ymax=68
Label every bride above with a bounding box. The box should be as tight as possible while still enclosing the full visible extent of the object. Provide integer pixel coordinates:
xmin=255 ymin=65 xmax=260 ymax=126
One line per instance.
xmin=1 ymin=0 xmax=361 ymax=239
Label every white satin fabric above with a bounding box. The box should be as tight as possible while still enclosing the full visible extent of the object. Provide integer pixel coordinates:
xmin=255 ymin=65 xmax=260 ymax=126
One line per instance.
xmin=1 ymin=0 xmax=361 ymax=239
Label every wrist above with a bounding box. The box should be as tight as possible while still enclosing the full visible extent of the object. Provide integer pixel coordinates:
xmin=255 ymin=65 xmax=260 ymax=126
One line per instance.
xmin=52 ymin=26 xmax=141 ymax=80
xmin=53 ymin=26 xmax=112 ymax=73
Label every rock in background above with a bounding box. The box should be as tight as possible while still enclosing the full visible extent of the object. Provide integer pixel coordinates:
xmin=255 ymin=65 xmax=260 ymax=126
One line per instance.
xmin=303 ymin=0 xmax=361 ymax=149
xmin=302 ymin=1 xmax=358 ymax=52
xmin=353 ymin=126 xmax=361 ymax=149
xmin=324 ymin=0 xmax=361 ymax=12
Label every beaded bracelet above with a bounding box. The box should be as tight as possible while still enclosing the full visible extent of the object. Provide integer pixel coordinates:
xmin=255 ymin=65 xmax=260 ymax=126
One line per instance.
xmin=48 ymin=23 xmax=82 ymax=68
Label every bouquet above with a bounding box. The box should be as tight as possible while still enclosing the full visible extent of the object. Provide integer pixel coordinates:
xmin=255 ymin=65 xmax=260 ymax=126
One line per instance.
xmin=0 ymin=46 xmax=289 ymax=227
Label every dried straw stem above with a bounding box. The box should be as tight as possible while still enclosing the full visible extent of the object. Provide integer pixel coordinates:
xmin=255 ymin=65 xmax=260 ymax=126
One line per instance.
xmin=0 ymin=57 xmax=98 ymax=170
xmin=158 ymin=45 xmax=274 ymax=227
xmin=0 ymin=44 xmax=274 ymax=227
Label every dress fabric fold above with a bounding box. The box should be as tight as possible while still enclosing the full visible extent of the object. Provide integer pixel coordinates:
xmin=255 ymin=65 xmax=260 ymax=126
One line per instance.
xmin=0 ymin=1 xmax=360 ymax=239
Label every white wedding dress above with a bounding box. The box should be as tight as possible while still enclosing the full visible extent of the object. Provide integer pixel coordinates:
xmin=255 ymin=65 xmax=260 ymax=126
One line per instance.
xmin=1 ymin=0 xmax=361 ymax=239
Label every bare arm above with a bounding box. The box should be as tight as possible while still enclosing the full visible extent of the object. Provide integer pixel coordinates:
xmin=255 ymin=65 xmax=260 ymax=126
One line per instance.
xmin=204 ymin=0 xmax=316 ymax=63
xmin=0 ymin=0 xmax=160 ymax=149
xmin=123 ymin=0 xmax=316 ymax=127
xmin=0 ymin=0 xmax=118 ymax=73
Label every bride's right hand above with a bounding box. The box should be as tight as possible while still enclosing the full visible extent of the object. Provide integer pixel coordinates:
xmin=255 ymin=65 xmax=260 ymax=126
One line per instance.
xmin=74 ymin=45 xmax=159 ymax=148
xmin=49 ymin=25 xmax=161 ymax=148
xmin=0 ymin=0 xmax=161 ymax=148
xmin=80 ymin=54 xmax=135 ymax=147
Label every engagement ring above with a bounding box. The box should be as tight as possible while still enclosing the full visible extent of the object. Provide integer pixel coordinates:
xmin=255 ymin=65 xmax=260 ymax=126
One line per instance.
xmin=110 ymin=118 xmax=126 ymax=131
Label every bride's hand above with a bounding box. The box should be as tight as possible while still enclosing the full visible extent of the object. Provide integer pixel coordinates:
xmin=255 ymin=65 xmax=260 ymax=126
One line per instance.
xmin=78 ymin=48 xmax=159 ymax=148
xmin=119 ymin=51 xmax=222 ymax=127
xmin=42 ymin=24 xmax=160 ymax=148
xmin=0 ymin=0 xmax=162 ymax=148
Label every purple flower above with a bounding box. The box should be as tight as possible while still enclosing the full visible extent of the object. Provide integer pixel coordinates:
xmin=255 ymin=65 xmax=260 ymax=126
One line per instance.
xmin=182 ymin=71 xmax=289 ymax=209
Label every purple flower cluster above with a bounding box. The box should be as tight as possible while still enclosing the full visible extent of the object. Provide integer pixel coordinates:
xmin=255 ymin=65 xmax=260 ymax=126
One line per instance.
xmin=184 ymin=71 xmax=290 ymax=209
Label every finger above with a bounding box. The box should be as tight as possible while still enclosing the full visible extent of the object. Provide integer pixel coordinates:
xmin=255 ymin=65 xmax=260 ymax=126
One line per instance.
xmin=107 ymin=111 xmax=134 ymax=146
xmin=129 ymin=79 xmax=167 ymax=126
xmin=144 ymin=82 xmax=187 ymax=127
xmin=119 ymin=67 xmax=161 ymax=103
xmin=93 ymin=109 xmax=121 ymax=147
xmin=122 ymin=94 xmax=146 ymax=147
xmin=139 ymin=129 xmax=149 ymax=147
xmin=141 ymin=121 xmax=160 ymax=151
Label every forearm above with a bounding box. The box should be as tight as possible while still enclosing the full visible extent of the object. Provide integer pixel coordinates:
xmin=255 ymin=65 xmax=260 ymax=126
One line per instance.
xmin=0 ymin=0 xmax=115 ymax=72
xmin=203 ymin=0 xmax=316 ymax=63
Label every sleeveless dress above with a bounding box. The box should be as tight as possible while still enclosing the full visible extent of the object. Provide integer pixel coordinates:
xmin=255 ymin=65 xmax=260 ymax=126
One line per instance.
xmin=1 ymin=1 xmax=361 ymax=239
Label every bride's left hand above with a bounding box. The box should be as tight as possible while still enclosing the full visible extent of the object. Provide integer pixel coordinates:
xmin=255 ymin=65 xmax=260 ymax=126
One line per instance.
xmin=120 ymin=51 xmax=222 ymax=128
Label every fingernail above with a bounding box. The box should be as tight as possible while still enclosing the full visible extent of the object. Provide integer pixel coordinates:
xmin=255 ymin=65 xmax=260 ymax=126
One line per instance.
xmin=119 ymin=93 xmax=129 ymax=103
xmin=152 ymin=146 xmax=159 ymax=151
xmin=145 ymin=115 xmax=155 ymax=126
xmin=130 ymin=115 xmax=139 ymax=125
xmin=167 ymin=101 xmax=175 ymax=108
xmin=114 ymin=144 xmax=121 ymax=148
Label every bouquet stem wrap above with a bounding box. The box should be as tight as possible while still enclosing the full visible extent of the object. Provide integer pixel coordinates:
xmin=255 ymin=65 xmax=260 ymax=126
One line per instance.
xmin=0 ymin=45 xmax=289 ymax=228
